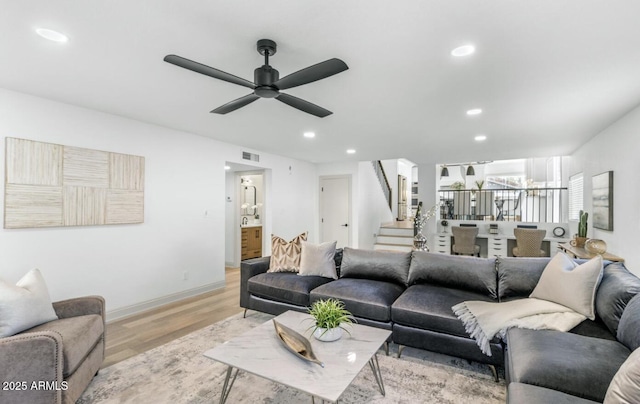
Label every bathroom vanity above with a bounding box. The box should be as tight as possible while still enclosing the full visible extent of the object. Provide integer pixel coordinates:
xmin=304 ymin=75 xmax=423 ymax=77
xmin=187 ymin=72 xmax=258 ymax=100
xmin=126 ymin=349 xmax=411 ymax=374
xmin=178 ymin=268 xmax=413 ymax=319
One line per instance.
xmin=241 ymin=225 xmax=262 ymax=260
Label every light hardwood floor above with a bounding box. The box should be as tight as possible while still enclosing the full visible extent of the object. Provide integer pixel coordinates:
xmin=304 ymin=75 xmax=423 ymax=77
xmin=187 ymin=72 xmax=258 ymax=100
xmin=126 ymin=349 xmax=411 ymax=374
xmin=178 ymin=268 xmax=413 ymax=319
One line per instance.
xmin=103 ymin=267 xmax=242 ymax=368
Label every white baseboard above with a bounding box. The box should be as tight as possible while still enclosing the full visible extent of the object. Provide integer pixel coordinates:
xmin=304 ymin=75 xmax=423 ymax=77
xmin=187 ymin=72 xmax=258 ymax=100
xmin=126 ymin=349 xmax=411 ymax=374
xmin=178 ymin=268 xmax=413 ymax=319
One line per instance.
xmin=106 ymin=280 xmax=226 ymax=322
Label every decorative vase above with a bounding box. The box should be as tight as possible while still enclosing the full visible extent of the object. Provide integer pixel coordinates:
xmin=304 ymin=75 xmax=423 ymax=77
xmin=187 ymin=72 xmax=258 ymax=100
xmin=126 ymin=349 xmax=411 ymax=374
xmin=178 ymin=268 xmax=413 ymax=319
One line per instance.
xmin=585 ymin=239 xmax=607 ymax=255
xmin=313 ymin=326 xmax=343 ymax=342
xmin=571 ymin=236 xmax=588 ymax=248
xmin=413 ymin=231 xmax=429 ymax=251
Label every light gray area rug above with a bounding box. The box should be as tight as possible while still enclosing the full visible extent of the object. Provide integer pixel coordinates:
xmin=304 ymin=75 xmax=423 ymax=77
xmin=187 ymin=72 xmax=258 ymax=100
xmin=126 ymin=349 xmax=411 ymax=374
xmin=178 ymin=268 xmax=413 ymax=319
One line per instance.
xmin=80 ymin=312 xmax=506 ymax=403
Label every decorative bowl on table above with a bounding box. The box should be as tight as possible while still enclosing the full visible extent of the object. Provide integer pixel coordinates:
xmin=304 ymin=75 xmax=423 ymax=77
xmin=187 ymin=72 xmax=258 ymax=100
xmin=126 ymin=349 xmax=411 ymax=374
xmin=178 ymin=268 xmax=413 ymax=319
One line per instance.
xmin=585 ymin=239 xmax=607 ymax=255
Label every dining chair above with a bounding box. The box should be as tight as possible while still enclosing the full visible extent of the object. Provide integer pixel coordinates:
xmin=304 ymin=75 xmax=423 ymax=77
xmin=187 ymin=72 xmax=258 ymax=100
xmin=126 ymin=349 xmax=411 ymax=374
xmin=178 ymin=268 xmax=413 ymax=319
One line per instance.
xmin=513 ymin=228 xmax=546 ymax=257
xmin=451 ymin=226 xmax=480 ymax=257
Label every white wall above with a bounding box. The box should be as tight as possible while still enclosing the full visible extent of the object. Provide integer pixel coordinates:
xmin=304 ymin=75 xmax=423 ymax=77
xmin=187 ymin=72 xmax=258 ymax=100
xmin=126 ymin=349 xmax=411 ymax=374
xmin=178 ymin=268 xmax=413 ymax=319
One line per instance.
xmin=224 ymin=171 xmax=236 ymax=266
xmin=316 ymin=161 xmax=395 ymax=249
xmin=380 ymin=160 xmax=398 ymax=218
xmin=0 ymin=88 xmax=317 ymax=318
xmin=357 ymin=162 xmax=394 ymax=249
xmin=570 ymin=103 xmax=640 ymax=274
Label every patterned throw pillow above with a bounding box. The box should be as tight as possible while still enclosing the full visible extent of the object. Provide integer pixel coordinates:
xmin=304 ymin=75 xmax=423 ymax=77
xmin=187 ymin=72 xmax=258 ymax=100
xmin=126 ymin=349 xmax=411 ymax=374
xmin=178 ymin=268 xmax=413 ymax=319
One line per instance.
xmin=268 ymin=232 xmax=308 ymax=273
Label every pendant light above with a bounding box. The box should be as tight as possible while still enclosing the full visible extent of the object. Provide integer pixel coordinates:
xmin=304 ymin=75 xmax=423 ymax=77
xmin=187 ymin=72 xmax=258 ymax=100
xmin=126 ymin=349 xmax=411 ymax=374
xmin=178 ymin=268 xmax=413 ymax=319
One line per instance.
xmin=441 ymin=165 xmax=449 ymax=177
xmin=466 ymin=165 xmax=475 ymax=176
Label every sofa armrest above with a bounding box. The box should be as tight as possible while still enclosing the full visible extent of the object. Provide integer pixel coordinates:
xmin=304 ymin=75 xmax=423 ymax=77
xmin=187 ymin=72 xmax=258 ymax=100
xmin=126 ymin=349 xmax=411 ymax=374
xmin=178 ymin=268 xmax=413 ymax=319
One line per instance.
xmin=240 ymin=257 xmax=271 ymax=309
xmin=0 ymin=331 xmax=64 ymax=404
xmin=53 ymin=295 xmax=105 ymax=322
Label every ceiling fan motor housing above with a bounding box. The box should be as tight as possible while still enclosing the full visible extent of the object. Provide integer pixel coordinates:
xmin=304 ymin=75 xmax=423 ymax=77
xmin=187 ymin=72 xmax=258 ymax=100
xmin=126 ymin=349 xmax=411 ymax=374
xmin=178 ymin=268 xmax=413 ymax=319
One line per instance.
xmin=254 ymin=66 xmax=280 ymax=98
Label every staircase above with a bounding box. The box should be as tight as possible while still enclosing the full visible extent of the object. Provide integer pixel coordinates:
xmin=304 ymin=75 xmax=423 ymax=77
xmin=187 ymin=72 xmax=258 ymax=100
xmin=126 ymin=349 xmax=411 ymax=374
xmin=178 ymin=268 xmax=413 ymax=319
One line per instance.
xmin=374 ymin=222 xmax=414 ymax=252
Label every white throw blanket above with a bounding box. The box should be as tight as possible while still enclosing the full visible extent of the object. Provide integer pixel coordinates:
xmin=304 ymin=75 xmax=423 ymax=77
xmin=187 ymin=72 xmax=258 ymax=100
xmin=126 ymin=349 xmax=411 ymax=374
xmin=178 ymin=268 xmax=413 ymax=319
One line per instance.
xmin=452 ymin=298 xmax=586 ymax=356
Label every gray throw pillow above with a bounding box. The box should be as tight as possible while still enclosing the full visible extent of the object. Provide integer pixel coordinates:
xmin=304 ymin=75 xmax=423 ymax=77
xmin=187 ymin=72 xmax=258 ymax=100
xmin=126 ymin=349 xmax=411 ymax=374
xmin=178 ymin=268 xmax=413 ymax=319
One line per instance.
xmin=617 ymin=294 xmax=640 ymax=351
xmin=604 ymin=347 xmax=640 ymax=404
xmin=298 ymin=240 xmax=338 ymax=279
xmin=340 ymin=247 xmax=411 ymax=286
xmin=408 ymin=251 xmax=498 ymax=298
xmin=596 ymin=262 xmax=640 ymax=335
xmin=496 ymin=257 xmax=549 ymax=300
xmin=530 ymin=252 xmax=603 ymax=320
xmin=0 ymin=269 xmax=59 ymax=338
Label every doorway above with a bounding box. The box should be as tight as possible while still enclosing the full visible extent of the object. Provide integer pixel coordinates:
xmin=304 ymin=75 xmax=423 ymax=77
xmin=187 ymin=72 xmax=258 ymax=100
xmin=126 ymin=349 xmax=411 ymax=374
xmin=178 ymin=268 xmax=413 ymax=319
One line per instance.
xmin=224 ymin=162 xmax=267 ymax=268
xmin=319 ymin=176 xmax=351 ymax=248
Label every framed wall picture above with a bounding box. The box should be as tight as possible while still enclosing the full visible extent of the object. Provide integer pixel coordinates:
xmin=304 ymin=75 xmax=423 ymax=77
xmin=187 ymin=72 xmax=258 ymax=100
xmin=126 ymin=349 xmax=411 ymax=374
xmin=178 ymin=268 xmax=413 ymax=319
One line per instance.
xmin=592 ymin=171 xmax=613 ymax=231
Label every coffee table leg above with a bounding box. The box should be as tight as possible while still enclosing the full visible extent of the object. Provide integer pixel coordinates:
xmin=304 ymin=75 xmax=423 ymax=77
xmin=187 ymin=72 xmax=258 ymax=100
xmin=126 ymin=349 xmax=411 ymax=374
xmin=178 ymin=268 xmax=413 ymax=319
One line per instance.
xmin=368 ymin=354 xmax=385 ymax=396
xmin=219 ymin=365 xmax=239 ymax=404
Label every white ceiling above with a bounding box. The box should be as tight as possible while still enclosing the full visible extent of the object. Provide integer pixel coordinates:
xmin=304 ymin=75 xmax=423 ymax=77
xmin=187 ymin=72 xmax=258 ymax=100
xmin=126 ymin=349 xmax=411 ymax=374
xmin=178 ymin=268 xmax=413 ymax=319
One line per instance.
xmin=2 ymin=1 xmax=640 ymax=165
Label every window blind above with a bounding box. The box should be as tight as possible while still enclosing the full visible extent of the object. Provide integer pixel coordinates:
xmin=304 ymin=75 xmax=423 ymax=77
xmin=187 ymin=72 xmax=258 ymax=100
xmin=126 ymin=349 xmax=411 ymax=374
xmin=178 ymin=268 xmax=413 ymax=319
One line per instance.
xmin=568 ymin=173 xmax=583 ymax=221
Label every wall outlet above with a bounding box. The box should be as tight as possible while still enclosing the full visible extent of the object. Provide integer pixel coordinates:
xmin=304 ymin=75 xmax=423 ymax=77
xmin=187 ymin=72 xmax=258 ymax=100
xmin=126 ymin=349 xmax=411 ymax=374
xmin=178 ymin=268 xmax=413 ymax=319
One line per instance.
xmin=182 ymin=271 xmax=189 ymax=281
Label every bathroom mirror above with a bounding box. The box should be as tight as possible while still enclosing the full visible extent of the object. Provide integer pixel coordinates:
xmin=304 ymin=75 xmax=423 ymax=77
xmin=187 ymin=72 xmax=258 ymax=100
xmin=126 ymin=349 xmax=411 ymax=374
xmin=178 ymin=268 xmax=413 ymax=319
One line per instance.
xmin=242 ymin=186 xmax=256 ymax=215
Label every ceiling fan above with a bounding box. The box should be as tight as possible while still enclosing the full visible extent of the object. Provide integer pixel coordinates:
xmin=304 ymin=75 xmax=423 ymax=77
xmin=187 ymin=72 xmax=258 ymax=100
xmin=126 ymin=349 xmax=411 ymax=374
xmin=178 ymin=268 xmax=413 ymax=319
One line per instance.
xmin=164 ymin=39 xmax=348 ymax=118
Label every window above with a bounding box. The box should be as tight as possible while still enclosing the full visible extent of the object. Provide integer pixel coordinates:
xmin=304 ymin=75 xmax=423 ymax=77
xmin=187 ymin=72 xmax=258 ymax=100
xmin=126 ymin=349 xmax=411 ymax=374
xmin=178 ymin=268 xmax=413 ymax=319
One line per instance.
xmin=568 ymin=173 xmax=583 ymax=221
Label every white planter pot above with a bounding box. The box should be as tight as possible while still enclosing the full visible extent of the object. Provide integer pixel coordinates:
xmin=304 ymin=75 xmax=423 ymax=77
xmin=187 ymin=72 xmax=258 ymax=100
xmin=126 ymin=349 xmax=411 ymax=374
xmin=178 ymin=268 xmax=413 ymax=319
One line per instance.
xmin=313 ymin=326 xmax=343 ymax=342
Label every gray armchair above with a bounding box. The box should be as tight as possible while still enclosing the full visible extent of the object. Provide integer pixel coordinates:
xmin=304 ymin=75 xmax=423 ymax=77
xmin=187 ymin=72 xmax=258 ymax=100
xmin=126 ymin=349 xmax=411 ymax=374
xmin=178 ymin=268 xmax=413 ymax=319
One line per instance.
xmin=0 ymin=296 xmax=105 ymax=404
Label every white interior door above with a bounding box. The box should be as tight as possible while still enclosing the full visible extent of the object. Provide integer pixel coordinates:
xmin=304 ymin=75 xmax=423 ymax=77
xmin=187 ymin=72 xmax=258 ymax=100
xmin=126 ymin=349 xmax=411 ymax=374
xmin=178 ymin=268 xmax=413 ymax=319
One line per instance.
xmin=320 ymin=176 xmax=351 ymax=248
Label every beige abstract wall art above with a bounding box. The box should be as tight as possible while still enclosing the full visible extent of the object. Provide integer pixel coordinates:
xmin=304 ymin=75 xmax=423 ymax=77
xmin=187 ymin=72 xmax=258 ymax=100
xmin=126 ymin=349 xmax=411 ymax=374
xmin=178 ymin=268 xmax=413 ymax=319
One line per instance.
xmin=4 ymin=137 xmax=145 ymax=229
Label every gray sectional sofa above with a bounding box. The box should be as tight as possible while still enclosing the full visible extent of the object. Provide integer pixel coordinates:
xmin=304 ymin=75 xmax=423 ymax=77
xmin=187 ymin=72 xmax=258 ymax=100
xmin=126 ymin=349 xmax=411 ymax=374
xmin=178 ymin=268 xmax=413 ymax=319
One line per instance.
xmin=240 ymin=247 xmax=640 ymax=402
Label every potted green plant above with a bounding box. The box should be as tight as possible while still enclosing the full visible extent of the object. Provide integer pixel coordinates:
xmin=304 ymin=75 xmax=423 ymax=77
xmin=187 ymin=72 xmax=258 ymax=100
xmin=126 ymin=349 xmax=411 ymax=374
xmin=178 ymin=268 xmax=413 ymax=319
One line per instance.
xmin=572 ymin=210 xmax=589 ymax=248
xmin=450 ymin=181 xmax=465 ymax=190
xmin=307 ymin=298 xmax=355 ymax=342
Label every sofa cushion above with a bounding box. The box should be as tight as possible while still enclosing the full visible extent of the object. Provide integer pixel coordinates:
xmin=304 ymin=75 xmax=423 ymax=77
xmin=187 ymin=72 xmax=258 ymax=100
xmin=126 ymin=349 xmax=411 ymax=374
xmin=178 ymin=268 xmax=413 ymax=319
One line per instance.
xmin=339 ymin=247 xmax=411 ymax=286
xmin=0 ymin=269 xmax=59 ymax=338
xmin=298 ymin=240 xmax=338 ymax=279
xmin=497 ymin=257 xmax=549 ymax=300
xmin=530 ymin=253 xmax=603 ymax=320
xmin=507 ymin=383 xmax=600 ymax=404
xmin=568 ymin=318 xmax=616 ymax=341
xmin=392 ymin=284 xmax=498 ymax=339
xmin=268 ymin=232 xmax=307 ymax=273
xmin=248 ymin=273 xmax=333 ymax=306
xmin=617 ymin=294 xmax=640 ymax=351
xmin=26 ymin=314 xmax=103 ymax=377
xmin=604 ymin=346 xmax=640 ymax=404
xmin=310 ymin=278 xmax=405 ymax=322
xmin=596 ymin=262 xmax=640 ymax=335
xmin=408 ymin=252 xmax=497 ymax=298
xmin=506 ymin=328 xmax=630 ymax=402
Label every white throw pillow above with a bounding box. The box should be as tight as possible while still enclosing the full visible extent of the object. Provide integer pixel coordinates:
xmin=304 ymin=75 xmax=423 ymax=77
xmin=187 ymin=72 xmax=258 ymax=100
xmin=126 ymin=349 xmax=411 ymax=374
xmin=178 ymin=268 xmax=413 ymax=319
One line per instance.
xmin=530 ymin=252 xmax=603 ymax=320
xmin=604 ymin=348 xmax=640 ymax=404
xmin=0 ymin=269 xmax=59 ymax=338
xmin=298 ymin=240 xmax=338 ymax=279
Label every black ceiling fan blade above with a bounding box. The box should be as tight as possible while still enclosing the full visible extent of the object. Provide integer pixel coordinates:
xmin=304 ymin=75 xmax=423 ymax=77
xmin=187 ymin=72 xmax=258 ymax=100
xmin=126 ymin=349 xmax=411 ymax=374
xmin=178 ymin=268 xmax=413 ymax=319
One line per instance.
xmin=211 ymin=93 xmax=260 ymax=114
xmin=275 ymin=93 xmax=332 ymax=117
xmin=273 ymin=58 xmax=348 ymax=90
xmin=164 ymin=55 xmax=255 ymax=89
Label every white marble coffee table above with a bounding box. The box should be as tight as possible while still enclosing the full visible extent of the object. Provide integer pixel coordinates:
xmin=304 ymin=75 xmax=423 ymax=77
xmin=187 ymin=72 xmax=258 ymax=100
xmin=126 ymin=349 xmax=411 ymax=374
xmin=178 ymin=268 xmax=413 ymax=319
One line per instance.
xmin=204 ymin=310 xmax=391 ymax=403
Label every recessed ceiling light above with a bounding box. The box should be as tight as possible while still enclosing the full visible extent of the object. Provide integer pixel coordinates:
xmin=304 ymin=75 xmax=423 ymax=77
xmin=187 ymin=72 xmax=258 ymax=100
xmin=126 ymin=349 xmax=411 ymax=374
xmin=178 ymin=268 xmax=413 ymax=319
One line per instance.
xmin=474 ymin=135 xmax=487 ymax=142
xmin=466 ymin=108 xmax=483 ymax=116
xmin=35 ymin=28 xmax=69 ymax=43
xmin=346 ymin=149 xmax=356 ymax=154
xmin=303 ymin=132 xmax=315 ymax=138
xmin=224 ymin=165 xmax=231 ymax=170
xmin=451 ymin=44 xmax=475 ymax=57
